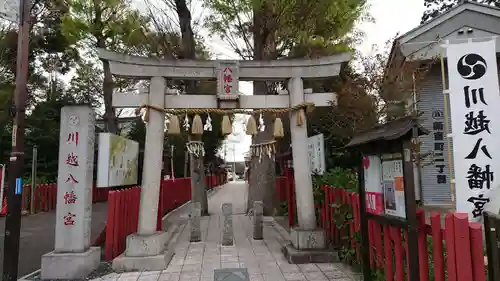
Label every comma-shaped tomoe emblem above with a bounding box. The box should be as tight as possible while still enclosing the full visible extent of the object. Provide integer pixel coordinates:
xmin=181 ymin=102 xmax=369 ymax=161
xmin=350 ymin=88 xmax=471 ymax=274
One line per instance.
xmin=457 ymin=53 xmax=487 ymax=80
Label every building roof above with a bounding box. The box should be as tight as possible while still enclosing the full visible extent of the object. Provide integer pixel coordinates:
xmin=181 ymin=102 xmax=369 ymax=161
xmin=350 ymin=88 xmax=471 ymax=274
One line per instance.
xmin=396 ymin=0 xmax=500 ymax=44
xmin=346 ymin=116 xmax=428 ymax=148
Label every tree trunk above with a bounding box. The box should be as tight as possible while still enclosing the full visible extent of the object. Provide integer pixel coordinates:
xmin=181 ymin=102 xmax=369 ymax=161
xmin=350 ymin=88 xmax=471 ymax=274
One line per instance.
xmin=247 ymin=2 xmax=278 ymax=216
xmin=93 ymin=1 xmax=118 ymax=135
xmin=175 ymin=0 xmax=208 ymax=214
xmin=101 ymin=59 xmax=118 ymax=134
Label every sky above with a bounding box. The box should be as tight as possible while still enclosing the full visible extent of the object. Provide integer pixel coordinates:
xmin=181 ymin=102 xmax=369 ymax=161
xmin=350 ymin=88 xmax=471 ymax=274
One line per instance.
xmin=35 ymin=0 xmax=427 ymax=163
xmin=216 ymin=0 xmax=427 ymax=162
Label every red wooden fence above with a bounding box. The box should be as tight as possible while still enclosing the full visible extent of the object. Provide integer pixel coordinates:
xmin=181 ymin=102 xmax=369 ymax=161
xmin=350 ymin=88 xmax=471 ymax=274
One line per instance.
xmin=277 ymin=169 xmax=487 ymax=281
xmin=104 ymin=175 xmax=228 ymax=260
xmin=0 ymin=184 xmax=109 ymax=216
xmin=314 ymin=186 xmax=486 ymax=281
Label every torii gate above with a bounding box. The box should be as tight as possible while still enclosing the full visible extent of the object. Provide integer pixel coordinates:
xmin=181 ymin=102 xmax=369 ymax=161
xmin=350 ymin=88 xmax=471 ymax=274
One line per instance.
xmin=98 ymin=49 xmax=351 ymax=270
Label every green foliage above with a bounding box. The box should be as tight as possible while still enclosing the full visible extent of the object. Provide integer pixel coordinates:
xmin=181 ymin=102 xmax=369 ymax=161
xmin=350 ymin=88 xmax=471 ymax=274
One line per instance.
xmin=61 ymin=0 xmax=150 ymax=52
xmin=24 ymin=96 xmax=79 ymax=182
xmin=313 ymin=167 xmax=358 ymax=192
xmin=204 ymin=0 xmax=369 ymax=59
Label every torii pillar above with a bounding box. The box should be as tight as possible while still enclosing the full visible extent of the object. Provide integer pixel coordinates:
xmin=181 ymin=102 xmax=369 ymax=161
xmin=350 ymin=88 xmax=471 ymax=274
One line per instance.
xmin=98 ymin=49 xmax=351 ymax=269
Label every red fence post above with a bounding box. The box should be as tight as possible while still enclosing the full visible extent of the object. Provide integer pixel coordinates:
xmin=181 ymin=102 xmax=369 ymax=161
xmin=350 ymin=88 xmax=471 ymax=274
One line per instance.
xmin=417 ymin=210 xmax=429 ymax=281
xmin=383 ymin=224 xmax=394 ymax=281
xmin=469 ymin=222 xmax=486 ymax=281
xmin=112 ymin=190 xmax=121 ymax=259
xmin=157 ymin=184 xmax=163 ymax=231
xmin=105 ymin=191 xmax=116 ymax=260
xmin=430 ymin=213 xmax=445 ymax=281
xmin=52 ymin=184 xmax=57 ymax=210
xmin=445 ymin=214 xmax=458 ymax=281
xmin=454 ymin=213 xmax=473 ymax=281
xmin=391 ymin=226 xmax=404 ymax=281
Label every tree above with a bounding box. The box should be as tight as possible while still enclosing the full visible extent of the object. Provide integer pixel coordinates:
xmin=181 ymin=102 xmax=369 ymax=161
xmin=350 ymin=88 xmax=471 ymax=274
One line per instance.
xmin=137 ymin=0 xmax=229 ymax=214
xmin=421 ymin=0 xmax=500 ymax=23
xmin=204 ymin=0 xmax=370 ymax=215
xmin=65 ymin=60 xmax=103 ymax=109
xmin=24 ymin=94 xmax=79 ymax=182
xmin=61 ymin=0 xmax=150 ymax=134
xmin=0 ymin=0 xmax=79 ymax=165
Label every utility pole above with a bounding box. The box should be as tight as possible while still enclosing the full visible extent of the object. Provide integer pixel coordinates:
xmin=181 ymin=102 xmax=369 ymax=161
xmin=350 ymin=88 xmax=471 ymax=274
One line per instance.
xmin=3 ymin=0 xmax=31 ymax=278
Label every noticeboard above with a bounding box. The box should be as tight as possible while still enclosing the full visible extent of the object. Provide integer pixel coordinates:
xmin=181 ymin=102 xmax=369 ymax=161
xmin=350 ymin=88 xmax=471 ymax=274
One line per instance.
xmin=363 ymin=155 xmax=384 ymax=215
xmin=381 ymin=153 xmax=406 ymax=219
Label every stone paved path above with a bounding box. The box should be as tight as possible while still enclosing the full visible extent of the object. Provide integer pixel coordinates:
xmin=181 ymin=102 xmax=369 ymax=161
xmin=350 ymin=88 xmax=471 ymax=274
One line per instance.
xmin=94 ymin=181 xmax=357 ymax=281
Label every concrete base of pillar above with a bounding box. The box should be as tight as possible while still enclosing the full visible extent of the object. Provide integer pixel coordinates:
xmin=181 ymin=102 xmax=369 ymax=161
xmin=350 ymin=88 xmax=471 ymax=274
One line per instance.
xmin=125 ymin=231 xmax=169 ymax=257
xmin=282 ymin=228 xmax=339 ymax=264
xmin=41 ymin=247 xmax=101 ymax=279
xmin=112 ymin=250 xmax=175 ymax=272
xmin=112 ymin=231 xmax=174 ymax=272
xmin=290 ymin=227 xmax=326 ymax=250
xmin=281 ymin=243 xmax=339 ymax=264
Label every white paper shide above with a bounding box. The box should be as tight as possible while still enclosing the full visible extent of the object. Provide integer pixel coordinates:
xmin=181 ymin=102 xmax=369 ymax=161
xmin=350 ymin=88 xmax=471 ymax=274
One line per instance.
xmin=445 ymin=40 xmax=500 ymax=220
xmin=55 ymin=106 xmax=95 ymax=252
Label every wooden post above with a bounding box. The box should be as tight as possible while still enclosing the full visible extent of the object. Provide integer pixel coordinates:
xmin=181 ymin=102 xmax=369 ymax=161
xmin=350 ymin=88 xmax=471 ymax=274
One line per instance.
xmin=357 ymin=153 xmax=371 ymax=281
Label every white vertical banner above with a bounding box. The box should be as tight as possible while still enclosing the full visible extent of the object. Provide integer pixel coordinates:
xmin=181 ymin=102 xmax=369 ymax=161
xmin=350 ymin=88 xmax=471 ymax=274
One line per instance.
xmin=445 ymin=39 xmax=500 ymax=220
xmin=55 ymin=105 xmax=95 ymax=252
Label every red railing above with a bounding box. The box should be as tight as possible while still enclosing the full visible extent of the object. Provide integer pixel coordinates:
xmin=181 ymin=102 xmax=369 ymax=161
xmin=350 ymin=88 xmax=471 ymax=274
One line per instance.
xmin=104 ymin=174 xmax=228 ymax=260
xmin=0 ymin=183 xmax=110 ymax=216
xmin=278 ymin=168 xmax=486 ymax=281
xmin=317 ymin=187 xmax=486 ymax=281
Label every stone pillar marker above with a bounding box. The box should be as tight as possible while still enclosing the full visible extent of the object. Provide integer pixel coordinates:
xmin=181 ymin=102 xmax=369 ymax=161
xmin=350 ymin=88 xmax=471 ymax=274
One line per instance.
xmin=112 ymin=77 xmax=174 ymax=272
xmin=221 ymin=203 xmax=233 ymax=246
xmin=41 ymin=105 xmax=100 ymax=279
xmin=189 ymin=202 xmax=202 ymax=242
xmin=253 ymin=201 xmax=263 ymax=240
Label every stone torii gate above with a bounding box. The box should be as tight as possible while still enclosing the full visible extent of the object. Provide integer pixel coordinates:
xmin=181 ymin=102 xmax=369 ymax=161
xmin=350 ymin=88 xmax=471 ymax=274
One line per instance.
xmin=98 ymin=49 xmax=350 ymax=270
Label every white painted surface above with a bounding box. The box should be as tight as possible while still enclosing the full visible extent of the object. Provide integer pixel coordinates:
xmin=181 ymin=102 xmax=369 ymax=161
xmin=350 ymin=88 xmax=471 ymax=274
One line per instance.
xmin=445 ymin=39 xmax=500 ymax=220
xmin=137 ymin=77 xmax=166 ymax=235
xmin=55 ymin=105 xmax=95 ymax=253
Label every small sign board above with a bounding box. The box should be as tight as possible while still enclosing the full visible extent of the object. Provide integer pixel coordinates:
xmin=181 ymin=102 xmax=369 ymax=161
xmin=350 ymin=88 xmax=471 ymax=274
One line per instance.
xmin=308 ymin=133 xmax=325 ymax=175
xmin=381 ymin=153 xmax=406 ymax=218
xmin=217 ymin=61 xmax=239 ymax=96
xmin=15 ymin=178 xmax=22 ymax=195
xmin=0 ymin=0 xmax=19 ymax=22
xmin=97 ymin=133 xmax=139 ymax=188
xmin=363 ymin=155 xmax=384 ymax=215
